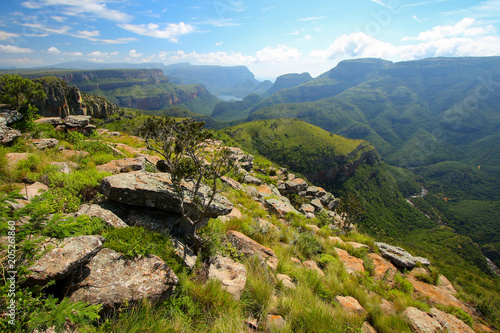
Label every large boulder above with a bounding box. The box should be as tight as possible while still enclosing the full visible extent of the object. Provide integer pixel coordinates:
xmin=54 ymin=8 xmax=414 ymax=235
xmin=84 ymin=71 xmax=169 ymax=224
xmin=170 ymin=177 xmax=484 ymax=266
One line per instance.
xmin=334 ymin=296 xmax=367 ymax=315
xmin=69 ymin=248 xmax=179 ymax=308
xmin=0 ymin=110 xmax=23 ymax=125
xmin=335 ymin=248 xmax=365 ymax=275
xmin=367 ymin=253 xmax=397 ymax=281
xmin=264 ymin=197 xmax=299 ymax=219
xmin=226 ymin=230 xmax=278 ymax=270
xmin=375 ymin=242 xmax=430 ymax=268
xmin=99 ymin=171 xmax=233 ymax=219
xmin=26 ymin=235 xmax=104 ymax=286
xmin=428 ymin=308 xmax=474 ymax=333
xmin=64 ymin=115 xmax=91 ymax=128
xmin=403 ymin=307 xmax=442 ymax=333
xmin=208 ymin=255 xmax=247 ymax=300
xmin=0 ymin=124 xmax=21 ymax=144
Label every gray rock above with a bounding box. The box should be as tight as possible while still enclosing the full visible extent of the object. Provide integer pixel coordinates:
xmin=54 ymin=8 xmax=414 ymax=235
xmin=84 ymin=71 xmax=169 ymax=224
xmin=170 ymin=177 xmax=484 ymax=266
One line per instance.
xmin=99 ymin=171 xmax=233 ymax=220
xmin=96 ymin=156 xmax=145 ymax=174
xmin=49 ymin=162 xmax=71 ymax=174
xmin=0 ymin=125 xmax=21 ymax=144
xmin=171 ymin=238 xmax=197 ymax=269
xmin=243 ymin=174 xmax=262 ymax=185
xmin=0 ymin=110 xmax=23 ymax=125
xmin=375 ymin=242 xmax=430 ymax=268
xmin=264 ymin=197 xmax=299 ymax=219
xmin=221 ymin=176 xmax=244 ymax=191
xmin=208 ymin=255 xmax=247 ymax=300
xmin=226 ymin=230 xmax=278 ymax=270
xmin=26 ymin=235 xmax=104 ymax=285
xmin=75 ymin=204 xmax=128 ymax=228
xmin=403 ymin=307 xmax=442 ymax=333
xmin=31 ymin=138 xmax=59 ymax=150
xmin=277 ymin=273 xmax=295 ymax=289
xmin=35 ymin=117 xmax=63 ymax=126
xmin=284 ymin=178 xmax=307 ymax=194
xmin=64 ymin=115 xmax=91 ymax=128
xmin=125 ymin=206 xmax=190 ymax=236
xmin=69 ymin=248 xmax=179 ymax=308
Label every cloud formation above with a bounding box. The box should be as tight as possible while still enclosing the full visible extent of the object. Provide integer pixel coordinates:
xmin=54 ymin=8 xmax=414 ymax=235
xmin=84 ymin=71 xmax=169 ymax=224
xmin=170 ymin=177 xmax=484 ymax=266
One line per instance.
xmin=118 ymin=22 xmax=194 ymax=42
xmin=0 ymin=45 xmax=34 ymax=53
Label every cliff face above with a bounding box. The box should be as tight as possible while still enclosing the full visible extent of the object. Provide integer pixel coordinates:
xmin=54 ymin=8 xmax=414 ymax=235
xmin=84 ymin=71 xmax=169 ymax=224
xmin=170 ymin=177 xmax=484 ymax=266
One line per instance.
xmin=34 ymin=77 xmax=118 ymax=119
xmin=52 ymin=69 xmax=166 ymax=83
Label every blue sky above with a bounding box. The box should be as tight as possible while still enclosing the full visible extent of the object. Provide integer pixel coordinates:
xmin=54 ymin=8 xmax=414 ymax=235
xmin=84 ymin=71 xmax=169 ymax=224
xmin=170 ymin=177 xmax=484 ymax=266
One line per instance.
xmin=1 ymin=0 xmax=500 ymax=80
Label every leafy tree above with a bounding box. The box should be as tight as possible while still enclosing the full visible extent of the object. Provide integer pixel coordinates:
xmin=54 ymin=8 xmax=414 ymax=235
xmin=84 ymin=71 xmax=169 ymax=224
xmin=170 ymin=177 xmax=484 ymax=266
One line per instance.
xmin=137 ymin=116 xmax=234 ymax=250
xmin=0 ymin=74 xmax=46 ymax=130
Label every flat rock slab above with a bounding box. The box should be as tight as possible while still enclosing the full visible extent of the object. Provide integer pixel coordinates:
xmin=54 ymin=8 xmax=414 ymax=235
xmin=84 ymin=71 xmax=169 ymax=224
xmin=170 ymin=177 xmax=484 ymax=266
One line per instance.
xmin=428 ymin=308 xmax=474 ymax=333
xmin=75 ymin=204 xmax=128 ymax=228
xmin=335 ymin=248 xmax=365 ymax=275
xmin=100 ymin=171 xmax=233 ymax=219
xmin=22 ymin=182 xmax=49 ymax=201
xmin=64 ymin=115 xmax=91 ymax=127
xmin=334 ymin=296 xmax=367 ymax=315
xmin=226 ymin=230 xmax=278 ymax=270
xmin=221 ymin=176 xmax=244 ymax=191
xmin=208 ymin=255 xmax=247 ymax=300
xmin=26 ymin=235 xmax=104 ymax=285
xmin=403 ymin=307 xmax=442 ymax=333
xmin=69 ymin=248 xmax=179 ymax=308
xmin=96 ymin=157 xmax=145 ymax=174
xmin=367 ymin=253 xmax=397 ymax=281
xmin=375 ymin=242 xmax=429 ymax=268
xmin=407 ymin=276 xmax=471 ymax=314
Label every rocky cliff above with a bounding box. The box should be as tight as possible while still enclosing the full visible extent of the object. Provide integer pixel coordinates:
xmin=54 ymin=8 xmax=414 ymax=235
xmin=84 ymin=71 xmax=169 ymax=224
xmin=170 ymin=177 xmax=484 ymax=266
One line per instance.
xmin=33 ymin=77 xmax=118 ymax=119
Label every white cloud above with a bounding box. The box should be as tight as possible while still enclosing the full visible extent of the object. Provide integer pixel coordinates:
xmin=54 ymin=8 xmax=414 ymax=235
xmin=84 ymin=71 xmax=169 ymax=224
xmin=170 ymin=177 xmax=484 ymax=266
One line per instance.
xmin=47 ymin=46 xmax=61 ymax=54
xmin=298 ymin=16 xmax=326 ymax=22
xmin=369 ymin=0 xmax=392 ymax=8
xmin=128 ymin=49 xmax=143 ymax=58
xmin=304 ymin=35 xmax=312 ymax=40
xmin=118 ymin=22 xmax=195 ymax=42
xmin=52 ymin=16 xmax=67 ymax=22
xmin=412 ymin=15 xmax=423 ymax=23
xmin=87 ymin=51 xmax=118 ymax=58
xmin=0 ymin=45 xmax=34 ymax=53
xmin=404 ymin=18 xmax=496 ymax=41
xmin=255 ymin=45 xmax=302 ymax=64
xmin=0 ymin=57 xmax=43 ymax=65
xmin=0 ymin=31 xmax=18 ymax=41
xmin=21 ymin=0 xmax=132 ymax=22
xmin=215 ymin=41 xmax=223 ymax=46
xmin=76 ymin=30 xmax=100 ymax=39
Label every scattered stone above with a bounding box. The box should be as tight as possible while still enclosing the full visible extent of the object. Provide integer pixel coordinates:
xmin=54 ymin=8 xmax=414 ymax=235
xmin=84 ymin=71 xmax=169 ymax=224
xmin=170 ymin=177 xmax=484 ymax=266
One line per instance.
xmin=49 ymin=162 xmax=71 ymax=174
xmin=109 ymin=131 xmax=120 ymax=136
xmin=300 ymin=203 xmax=315 ymax=214
xmin=346 ymin=241 xmax=370 ymax=251
xmin=124 ymin=206 xmax=187 ymax=236
xmin=96 ymin=156 xmax=145 ymax=174
xmin=246 ymin=186 xmax=259 ymax=198
xmin=60 ymin=150 xmax=89 ymax=158
xmin=329 ymin=236 xmax=345 ymax=245
xmin=290 ymin=257 xmax=301 ymax=265
xmin=208 ymin=255 xmax=247 ymax=300
xmin=379 ymin=299 xmax=396 ymax=315
xmin=367 ymin=253 xmax=397 ymax=281
xmin=257 ymin=184 xmax=280 ymax=198
xmin=6 ymin=152 xmax=29 ymax=168
xmin=284 ymin=178 xmax=307 ymax=194
xmin=428 ymin=308 xmax=474 ymax=333
xmin=243 ymin=174 xmax=262 ymax=185
xmin=310 ymin=198 xmax=323 ymax=212
xmin=403 ymin=307 xmax=442 ymax=333
xmin=109 ymin=142 xmax=143 ymax=156
xmin=303 ymin=260 xmax=324 ymax=276
xmin=375 ymin=242 xmax=429 ymax=268
xmin=22 ymin=182 xmax=49 ymax=201
xmin=335 ymin=248 xmax=365 ymax=275
xmin=305 ymin=224 xmax=320 ymax=233
xmin=256 ymin=218 xmax=279 ymax=232
xmin=221 ymin=176 xmax=244 ymax=191
xmin=226 ymin=230 xmax=278 ymax=270
xmin=26 ymin=235 xmax=104 ymax=285
xmin=264 ymin=197 xmax=299 ymax=219
xmin=334 ymin=296 xmax=367 ymax=315
xmin=473 ymin=322 xmax=494 ymax=332
xmin=277 ymin=273 xmax=296 ymax=289
xmin=0 ymin=125 xmax=21 ymax=144
xmin=266 ymin=315 xmax=286 ymax=331
xmin=100 ymin=171 xmax=233 ymax=220
xmin=69 ymin=248 xmax=179 ymax=308
xmin=218 ymin=207 xmax=243 ymax=223
xmin=75 ymin=204 xmax=128 ymax=228
xmin=137 ymin=154 xmax=161 ymax=167
xmin=31 ymin=138 xmax=59 ymax=150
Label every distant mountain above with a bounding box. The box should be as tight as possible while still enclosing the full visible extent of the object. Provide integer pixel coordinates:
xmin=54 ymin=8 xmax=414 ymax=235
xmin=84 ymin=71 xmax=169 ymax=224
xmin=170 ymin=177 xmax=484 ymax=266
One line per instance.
xmin=233 ymin=56 xmax=500 ymax=268
xmin=263 ymin=72 xmax=313 ymax=97
xmin=21 ymin=68 xmax=220 ymax=115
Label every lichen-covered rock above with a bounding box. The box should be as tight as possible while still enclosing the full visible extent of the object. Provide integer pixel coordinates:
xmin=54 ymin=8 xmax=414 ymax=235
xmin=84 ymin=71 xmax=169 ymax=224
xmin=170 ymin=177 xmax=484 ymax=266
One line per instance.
xmin=69 ymin=248 xmax=179 ymax=308
xmin=403 ymin=307 xmax=442 ymax=333
xmin=220 ymin=176 xmax=244 ymax=191
xmin=335 ymin=248 xmax=365 ymax=275
xmin=367 ymin=253 xmax=397 ymax=281
xmin=334 ymin=296 xmax=367 ymax=315
xmin=75 ymin=204 xmax=128 ymax=228
xmin=226 ymin=230 xmax=278 ymax=270
xmin=35 ymin=117 xmax=63 ymax=126
xmin=64 ymin=115 xmax=91 ymax=127
xmin=264 ymin=197 xmax=299 ymax=219
xmin=284 ymin=178 xmax=307 ymax=194
xmin=375 ymin=242 xmax=429 ymax=268
xmin=428 ymin=308 xmax=474 ymax=333
xmin=0 ymin=125 xmax=21 ymax=144
xmin=31 ymin=138 xmax=59 ymax=150
xmin=0 ymin=110 xmax=23 ymax=125
xmin=208 ymin=255 xmax=247 ymax=300
xmin=26 ymin=235 xmax=104 ymax=285
xmin=99 ymin=171 xmax=233 ymax=220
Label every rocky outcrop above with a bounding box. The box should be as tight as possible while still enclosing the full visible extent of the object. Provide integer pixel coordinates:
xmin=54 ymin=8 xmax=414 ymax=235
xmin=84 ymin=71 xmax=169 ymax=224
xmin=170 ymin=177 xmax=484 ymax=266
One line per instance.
xmin=264 ymin=72 xmax=313 ymax=96
xmin=376 ymin=242 xmax=430 ymax=268
xmin=75 ymin=204 xmax=128 ymax=229
xmin=69 ymin=248 xmax=179 ymax=308
xmin=33 ymin=77 xmax=118 ymax=119
xmin=428 ymin=308 xmax=474 ymax=333
xmin=367 ymin=253 xmax=397 ymax=281
xmin=208 ymin=255 xmax=247 ymax=300
xmin=403 ymin=307 xmax=442 ymax=333
xmin=99 ymin=171 xmax=233 ymax=219
xmin=26 ymin=235 xmax=104 ymax=286
xmin=334 ymin=248 xmax=365 ymax=275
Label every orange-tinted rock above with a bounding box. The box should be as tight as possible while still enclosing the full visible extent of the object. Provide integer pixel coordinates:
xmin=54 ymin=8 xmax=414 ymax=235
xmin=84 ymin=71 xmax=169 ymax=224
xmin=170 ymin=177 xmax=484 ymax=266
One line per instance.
xmin=335 ymin=248 xmax=365 ymax=275
xmin=219 ymin=207 xmax=243 ymax=223
xmin=346 ymin=241 xmax=370 ymax=250
xmin=334 ymin=296 xmax=367 ymax=315
xmin=428 ymin=308 xmax=474 ymax=333
xmin=329 ymin=236 xmax=345 ymax=245
xmin=367 ymin=253 xmax=397 ymax=281
xmin=407 ymin=276 xmax=471 ymax=314
xmin=96 ymin=156 xmax=145 ymax=174
xmin=362 ymin=322 xmax=377 ymax=333
xmin=473 ymin=322 xmax=494 ymax=332
xmin=436 ymin=275 xmax=456 ymax=295
xmin=403 ymin=307 xmax=442 ymax=333
xmin=6 ymin=152 xmax=29 ymax=168
xmin=379 ymin=298 xmax=396 ymax=315
xmin=303 ymin=260 xmax=324 ymax=276
xmin=290 ymin=257 xmax=301 ymax=265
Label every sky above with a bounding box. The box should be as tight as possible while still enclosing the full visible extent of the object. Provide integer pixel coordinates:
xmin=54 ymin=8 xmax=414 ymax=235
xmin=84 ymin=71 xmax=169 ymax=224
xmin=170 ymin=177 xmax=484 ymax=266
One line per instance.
xmin=1 ymin=0 xmax=500 ymax=80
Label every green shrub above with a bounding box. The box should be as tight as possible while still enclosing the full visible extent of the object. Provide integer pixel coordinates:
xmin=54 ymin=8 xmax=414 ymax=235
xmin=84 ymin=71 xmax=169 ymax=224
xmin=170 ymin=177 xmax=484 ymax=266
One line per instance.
xmin=45 ymin=167 xmax=111 ymax=201
xmin=318 ymin=253 xmax=337 ymax=269
xmin=294 ymin=232 xmax=323 ymax=259
xmin=394 ymin=275 xmax=413 ymax=294
xmin=241 ymin=257 xmax=276 ymax=321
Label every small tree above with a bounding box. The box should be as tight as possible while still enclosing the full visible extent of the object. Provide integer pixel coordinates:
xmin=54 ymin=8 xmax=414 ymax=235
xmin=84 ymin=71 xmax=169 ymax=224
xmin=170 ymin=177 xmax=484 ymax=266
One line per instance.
xmin=0 ymin=74 xmax=46 ymax=130
xmin=137 ymin=116 xmax=234 ymax=249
